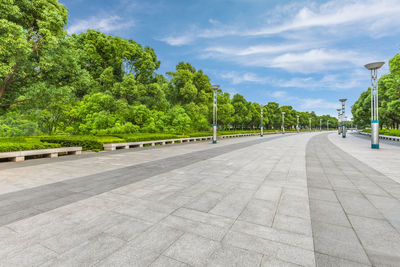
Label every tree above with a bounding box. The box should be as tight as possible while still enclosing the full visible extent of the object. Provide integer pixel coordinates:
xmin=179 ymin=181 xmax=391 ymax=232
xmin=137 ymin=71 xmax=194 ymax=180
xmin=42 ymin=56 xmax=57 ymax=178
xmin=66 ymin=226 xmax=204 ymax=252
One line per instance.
xmin=162 ymin=106 xmax=191 ymax=134
xmin=0 ymin=0 xmax=68 ymax=100
xmin=0 ymin=0 xmax=337 ymax=137
xmin=217 ymin=92 xmax=235 ymax=129
xmin=265 ymin=102 xmax=280 ymax=129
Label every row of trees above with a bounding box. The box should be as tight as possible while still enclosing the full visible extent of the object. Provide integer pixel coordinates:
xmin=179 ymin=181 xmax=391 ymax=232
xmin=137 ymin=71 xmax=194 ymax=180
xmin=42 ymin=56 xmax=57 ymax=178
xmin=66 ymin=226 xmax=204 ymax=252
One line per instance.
xmin=0 ymin=0 xmax=337 ymax=136
xmin=352 ymin=54 xmax=400 ymax=129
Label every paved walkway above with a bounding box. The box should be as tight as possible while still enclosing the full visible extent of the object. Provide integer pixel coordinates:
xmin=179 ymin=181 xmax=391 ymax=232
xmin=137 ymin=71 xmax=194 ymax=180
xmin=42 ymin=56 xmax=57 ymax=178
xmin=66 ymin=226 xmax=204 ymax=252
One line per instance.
xmin=307 ymin=133 xmax=400 ymax=266
xmin=0 ymin=132 xmax=399 ymax=266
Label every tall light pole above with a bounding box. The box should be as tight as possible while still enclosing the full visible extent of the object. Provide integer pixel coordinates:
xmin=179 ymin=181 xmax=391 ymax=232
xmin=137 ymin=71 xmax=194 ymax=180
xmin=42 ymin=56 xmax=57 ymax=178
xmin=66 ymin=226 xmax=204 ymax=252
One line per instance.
xmin=260 ymin=104 xmax=264 ymax=137
xmin=211 ymin=85 xmax=220 ymax=144
xmin=281 ymin=112 xmax=285 ymax=134
xmin=296 ymin=115 xmax=299 ymax=133
xmin=327 ymin=120 xmax=329 ymax=131
xmin=320 ymin=118 xmax=322 ymax=131
xmin=336 ymin=108 xmax=341 ymax=135
xmin=365 ymin=62 xmax=384 ymax=149
xmin=339 ymin=99 xmax=347 ymax=138
xmin=309 ymin=117 xmax=312 ymax=132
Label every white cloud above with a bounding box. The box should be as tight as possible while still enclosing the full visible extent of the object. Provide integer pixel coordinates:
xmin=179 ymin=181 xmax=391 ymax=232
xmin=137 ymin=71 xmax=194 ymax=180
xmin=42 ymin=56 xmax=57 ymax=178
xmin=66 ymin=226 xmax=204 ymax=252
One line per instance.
xmin=220 ymin=72 xmax=268 ymax=84
xmin=250 ymin=0 xmax=400 ymax=37
xmin=67 ymin=15 xmax=134 ymax=34
xmin=299 ymin=98 xmax=339 ymax=110
xmin=269 ymin=90 xmax=339 ymax=110
xmin=278 ymin=70 xmax=365 ymax=90
xmin=161 ymin=35 xmax=195 ymax=46
xmin=267 ymin=49 xmax=363 ymax=73
xmin=161 ymin=0 xmax=400 ymax=46
xmin=219 ymin=68 xmax=365 ymax=91
xmin=205 ymin=42 xmax=314 ymax=56
xmin=205 ymin=48 xmax=368 ymax=73
xmin=209 ymin=18 xmax=220 ymax=25
xmin=271 ymin=90 xmax=288 ymax=98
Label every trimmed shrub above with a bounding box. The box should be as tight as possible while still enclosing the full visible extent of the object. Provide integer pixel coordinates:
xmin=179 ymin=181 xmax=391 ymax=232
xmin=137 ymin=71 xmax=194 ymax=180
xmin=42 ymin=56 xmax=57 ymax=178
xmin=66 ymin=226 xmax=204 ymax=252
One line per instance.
xmin=0 ymin=137 xmax=61 ymax=152
xmin=40 ymin=136 xmax=124 ymax=151
xmin=110 ymin=133 xmax=188 ymax=142
xmin=363 ymin=129 xmax=400 ymax=136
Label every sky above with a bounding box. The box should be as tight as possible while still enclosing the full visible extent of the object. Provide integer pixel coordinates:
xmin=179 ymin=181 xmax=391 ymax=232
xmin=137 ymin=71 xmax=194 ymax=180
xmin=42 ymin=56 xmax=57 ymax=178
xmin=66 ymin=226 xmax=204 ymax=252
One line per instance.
xmin=60 ymin=0 xmax=400 ymax=117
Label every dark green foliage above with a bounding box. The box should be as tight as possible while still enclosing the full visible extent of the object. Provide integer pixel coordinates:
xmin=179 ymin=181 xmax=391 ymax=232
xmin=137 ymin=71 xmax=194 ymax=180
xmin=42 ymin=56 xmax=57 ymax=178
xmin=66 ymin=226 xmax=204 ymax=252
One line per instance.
xmin=0 ymin=137 xmax=60 ymax=152
xmin=353 ymin=54 xmax=400 ymax=129
xmin=111 ymin=133 xmax=188 ymax=142
xmin=0 ymin=0 xmax=337 ymax=147
xmin=0 ymin=113 xmax=39 ymax=136
xmin=363 ymin=129 xmax=400 ymax=136
xmin=40 ymin=135 xmax=124 ymax=151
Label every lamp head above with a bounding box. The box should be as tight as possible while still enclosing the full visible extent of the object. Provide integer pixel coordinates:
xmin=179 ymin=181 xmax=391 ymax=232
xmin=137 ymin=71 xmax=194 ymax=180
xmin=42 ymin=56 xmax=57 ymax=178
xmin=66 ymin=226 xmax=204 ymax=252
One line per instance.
xmin=339 ymin=98 xmax=347 ymax=103
xmin=364 ymin=62 xmax=384 ymax=70
xmin=211 ymin=85 xmax=220 ymax=90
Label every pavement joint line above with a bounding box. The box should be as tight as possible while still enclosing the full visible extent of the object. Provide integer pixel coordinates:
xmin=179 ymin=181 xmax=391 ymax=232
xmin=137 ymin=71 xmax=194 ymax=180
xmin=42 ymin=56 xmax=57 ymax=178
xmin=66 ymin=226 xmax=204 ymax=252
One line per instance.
xmin=0 ymin=138 xmax=217 ymax=170
xmin=217 ymin=143 xmax=280 ymax=244
xmin=307 ymin=133 xmax=400 ymax=266
xmin=0 ymin=134 xmax=288 ymax=227
xmin=319 ymin=140 xmax=374 ymax=266
xmin=217 ymin=136 xmax=313 ymax=267
xmin=324 ymin=136 xmax=400 ymax=236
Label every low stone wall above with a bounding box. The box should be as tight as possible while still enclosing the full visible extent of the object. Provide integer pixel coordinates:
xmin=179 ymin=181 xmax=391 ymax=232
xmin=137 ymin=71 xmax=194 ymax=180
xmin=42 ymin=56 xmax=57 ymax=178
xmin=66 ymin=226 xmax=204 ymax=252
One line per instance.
xmin=103 ymin=133 xmax=262 ymax=151
xmin=0 ymin=147 xmax=82 ymax=162
xmin=358 ymin=131 xmax=400 ymax=142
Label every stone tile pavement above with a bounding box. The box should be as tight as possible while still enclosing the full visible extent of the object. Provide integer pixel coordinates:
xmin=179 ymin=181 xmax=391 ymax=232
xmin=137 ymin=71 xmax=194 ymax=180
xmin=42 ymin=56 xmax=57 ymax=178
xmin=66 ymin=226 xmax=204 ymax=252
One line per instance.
xmin=0 ymin=132 xmax=399 ymax=266
xmin=308 ymin=133 xmax=400 ymax=266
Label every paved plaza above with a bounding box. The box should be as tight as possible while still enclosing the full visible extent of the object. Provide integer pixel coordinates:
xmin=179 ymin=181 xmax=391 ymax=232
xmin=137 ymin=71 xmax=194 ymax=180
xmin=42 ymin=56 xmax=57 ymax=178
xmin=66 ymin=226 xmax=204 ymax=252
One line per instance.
xmin=1 ymin=132 xmax=400 ymax=266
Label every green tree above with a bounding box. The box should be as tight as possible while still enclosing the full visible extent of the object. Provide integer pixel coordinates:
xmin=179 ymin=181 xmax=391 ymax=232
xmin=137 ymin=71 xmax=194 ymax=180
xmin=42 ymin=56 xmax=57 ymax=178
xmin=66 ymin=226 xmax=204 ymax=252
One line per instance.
xmin=0 ymin=0 xmax=68 ymax=100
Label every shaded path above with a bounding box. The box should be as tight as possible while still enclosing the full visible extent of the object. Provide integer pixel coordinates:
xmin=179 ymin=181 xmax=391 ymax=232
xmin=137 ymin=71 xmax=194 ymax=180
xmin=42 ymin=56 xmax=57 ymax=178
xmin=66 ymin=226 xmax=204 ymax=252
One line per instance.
xmin=306 ymin=133 xmax=400 ymax=266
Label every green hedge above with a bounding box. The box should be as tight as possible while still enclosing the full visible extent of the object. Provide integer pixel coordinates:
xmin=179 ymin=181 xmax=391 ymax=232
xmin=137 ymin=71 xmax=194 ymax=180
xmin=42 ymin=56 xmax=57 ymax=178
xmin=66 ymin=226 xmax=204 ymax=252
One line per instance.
xmin=363 ymin=129 xmax=400 ymax=136
xmin=0 ymin=137 xmax=61 ymax=152
xmin=39 ymin=134 xmax=189 ymax=151
xmin=40 ymin=135 xmax=124 ymax=151
xmin=187 ymin=130 xmax=265 ymax=137
xmin=110 ymin=133 xmax=188 ymax=142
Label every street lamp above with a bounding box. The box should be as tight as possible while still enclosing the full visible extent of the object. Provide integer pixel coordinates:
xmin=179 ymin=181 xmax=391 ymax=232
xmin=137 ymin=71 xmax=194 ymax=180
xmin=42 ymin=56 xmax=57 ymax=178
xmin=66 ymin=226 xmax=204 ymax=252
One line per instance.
xmin=320 ymin=118 xmax=322 ymax=131
xmin=365 ymin=61 xmax=385 ymax=149
xmin=260 ymin=104 xmax=264 ymax=137
xmin=309 ymin=117 xmax=312 ymax=132
xmin=336 ymin=108 xmax=341 ymax=135
xmin=327 ymin=120 xmax=329 ymax=131
xmin=281 ymin=112 xmax=285 ymax=134
xmin=296 ymin=115 xmax=299 ymax=133
xmin=339 ymin=99 xmax=347 ymax=138
xmin=211 ymin=85 xmax=220 ymax=144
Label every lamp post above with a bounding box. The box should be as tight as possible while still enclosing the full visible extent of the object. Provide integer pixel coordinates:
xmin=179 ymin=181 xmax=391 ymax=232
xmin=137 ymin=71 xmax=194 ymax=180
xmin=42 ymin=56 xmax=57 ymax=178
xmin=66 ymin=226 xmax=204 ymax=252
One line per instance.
xmin=296 ymin=115 xmax=299 ymax=133
xmin=260 ymin=104 xmax=264 ymax=137
xmin=320 ymin=118 xmax=322 ymax=131
xmin=339 ymin=99 xmax=347 ymax=138
xmin=281 ymin=112 xmax=285 ymax=134
xmin=336 ymin=108 xmax=341 ymax=135
xmin=309 ymin=117 xmax=312 ymax=132
xmin=365 ymin=61 xmax=385 ymax=149
xmin=327 ymin=120 xmax=329 ymax=131
xmin=211 ymin=85 xmax=220 ymax=144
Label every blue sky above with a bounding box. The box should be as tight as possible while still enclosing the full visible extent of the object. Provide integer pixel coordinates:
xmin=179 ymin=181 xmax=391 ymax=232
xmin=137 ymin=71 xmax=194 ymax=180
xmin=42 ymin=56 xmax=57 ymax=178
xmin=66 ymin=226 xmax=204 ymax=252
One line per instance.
xmin=60 ymin=0 xmax=400 ymax=117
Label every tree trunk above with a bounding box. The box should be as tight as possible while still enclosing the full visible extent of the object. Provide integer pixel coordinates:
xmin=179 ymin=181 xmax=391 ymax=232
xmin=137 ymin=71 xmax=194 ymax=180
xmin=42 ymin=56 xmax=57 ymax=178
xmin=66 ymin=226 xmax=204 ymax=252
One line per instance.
xmin=0 ymin=66 xmax=17 ymax=99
